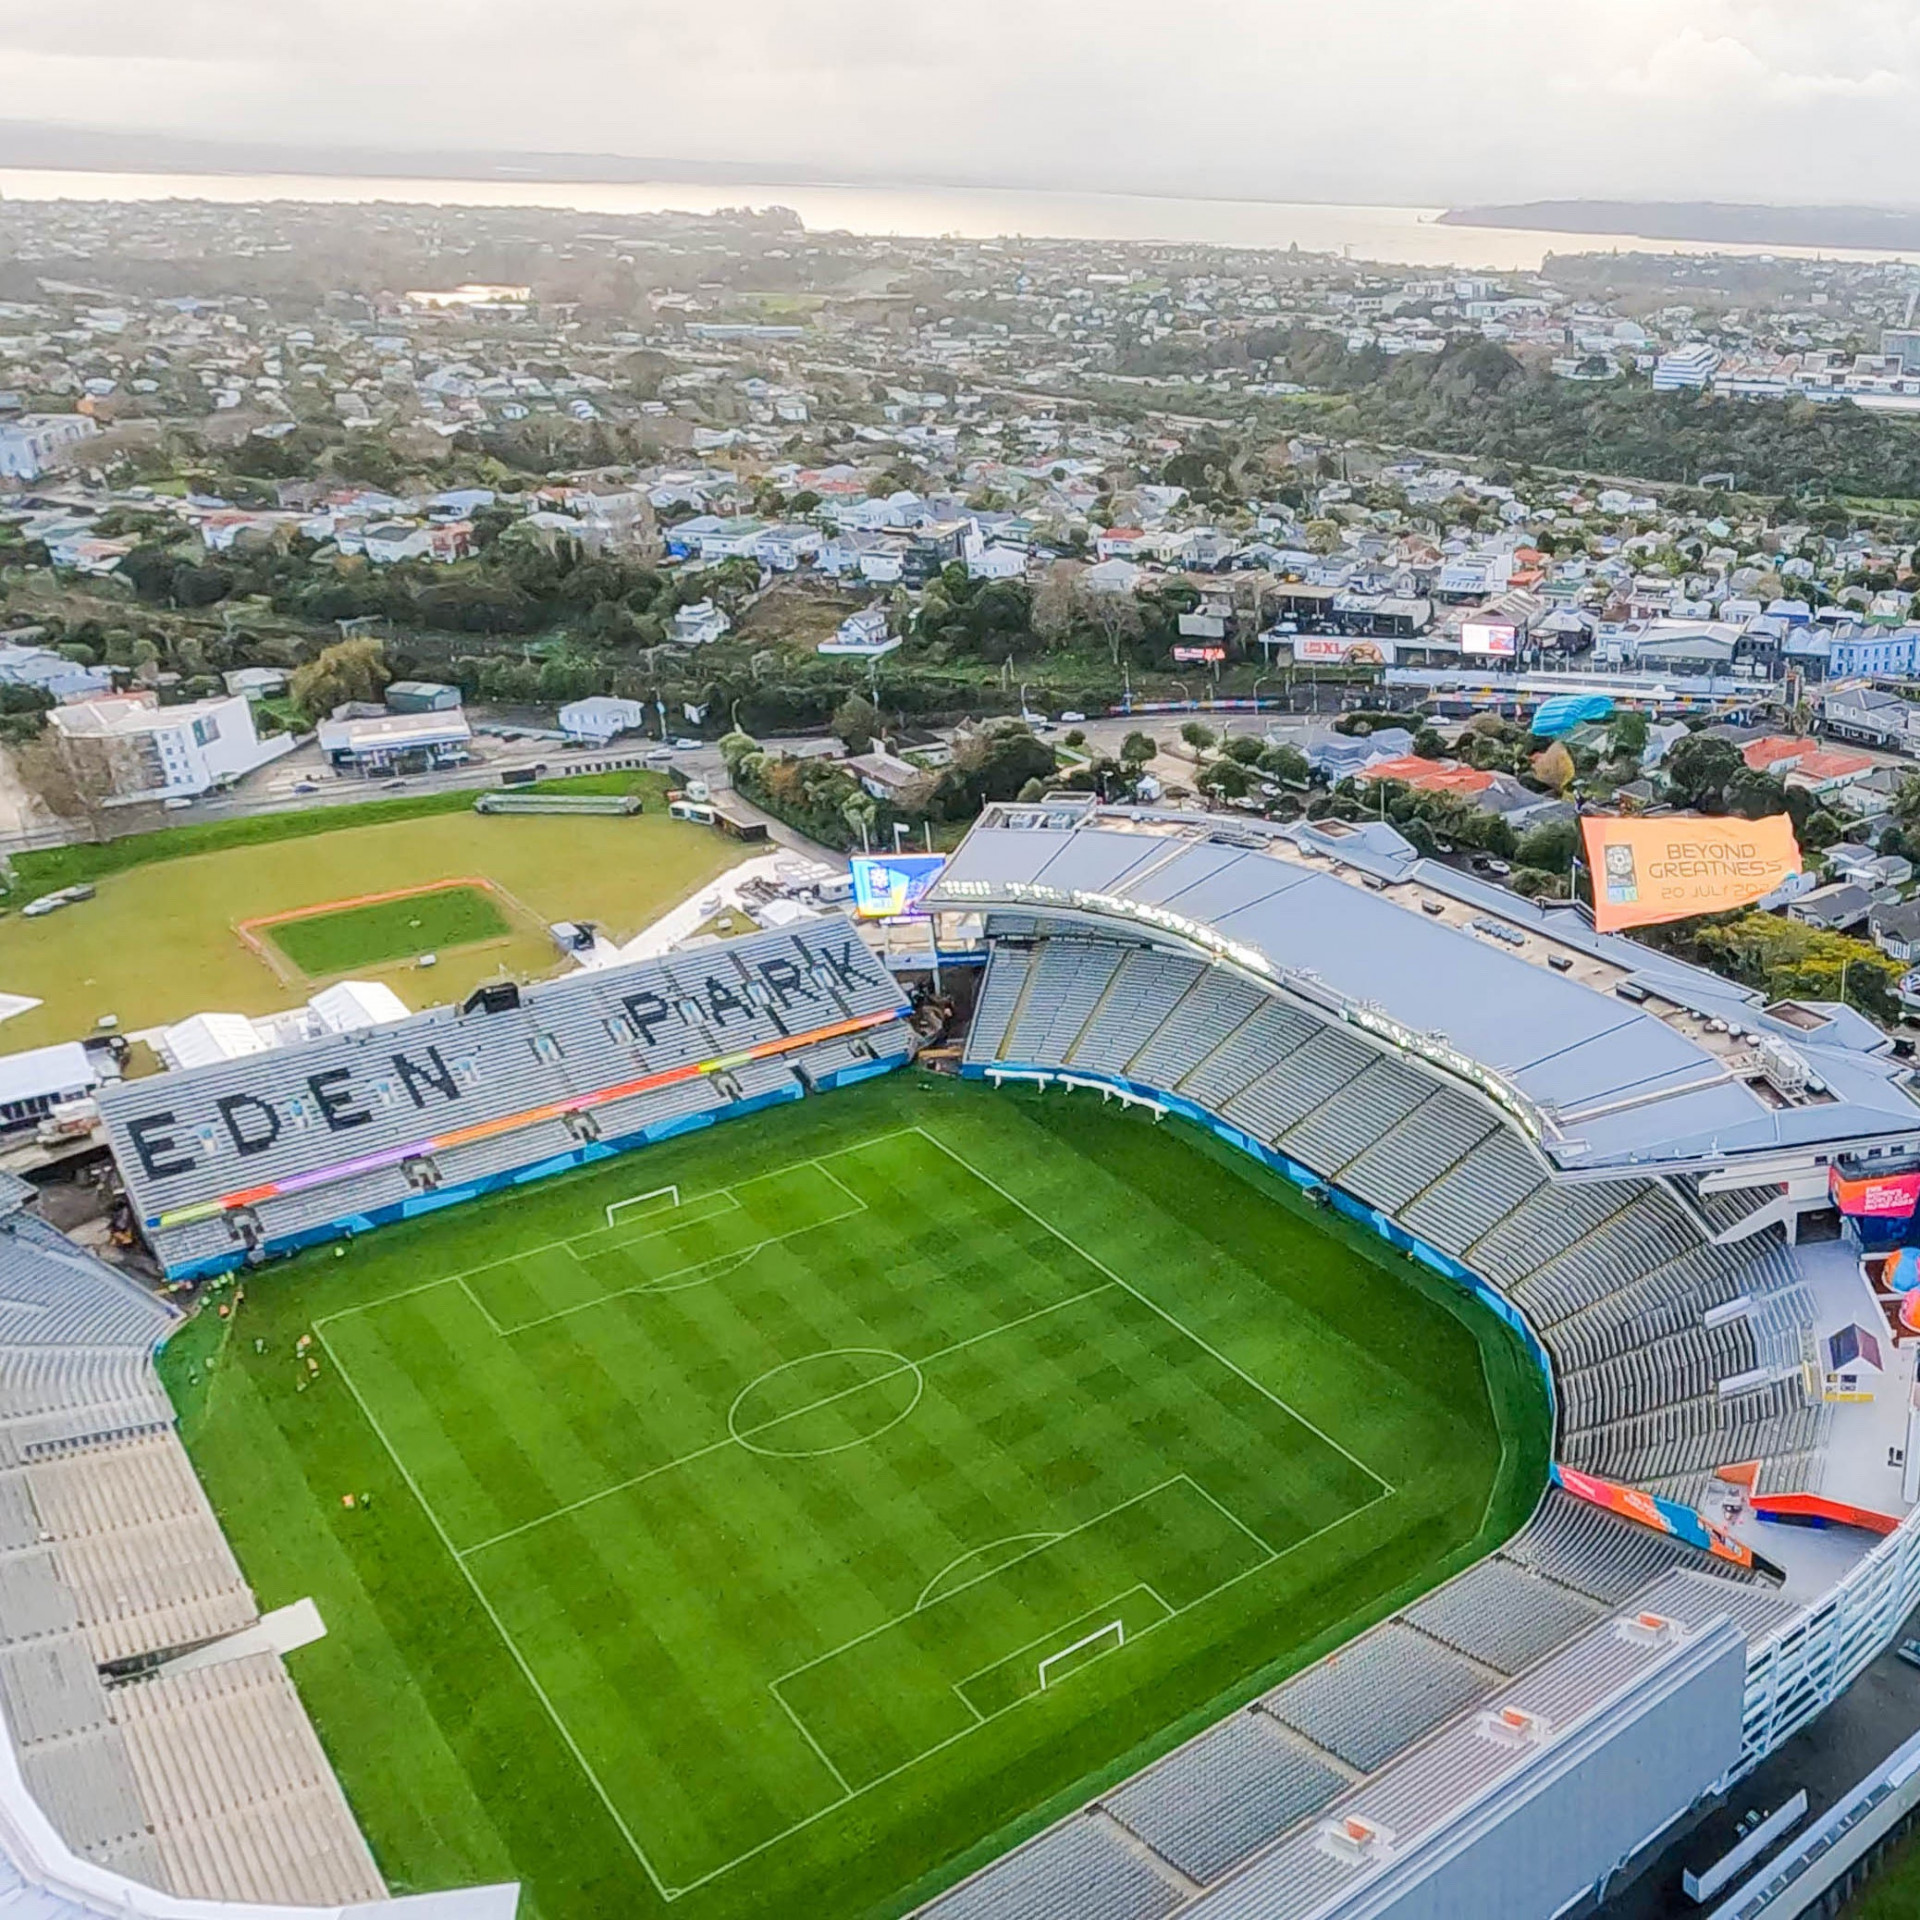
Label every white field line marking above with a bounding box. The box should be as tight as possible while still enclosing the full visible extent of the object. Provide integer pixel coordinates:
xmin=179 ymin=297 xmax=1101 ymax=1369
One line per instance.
xmin=770 ymin=1683 xmax=853 ymax=1797
xmin=911 ymin=1126 xmax=1396 ymax=1497
xmin=742 ymin=1486 xmax=1393 ymax=1904
xmin=312 ymin=1127 xmax=926 ymax=1334
xmin=458 ymin=1280 xmax=1114 ymax=1557
xmin=320 ymin=1120 xmax=1397 ymax=1899
xmin=312 ymin=1320 xmax=682 ymax=1904
xmin=915 ymin=1534 xmax=1063 ymax=1613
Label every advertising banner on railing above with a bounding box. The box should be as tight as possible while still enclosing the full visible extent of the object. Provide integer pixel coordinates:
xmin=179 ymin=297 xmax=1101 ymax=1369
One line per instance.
xmin=1829 ymin=1165 xmax=1920 ymax=1223
xmin=1552 ymin=1463 xmax=1781 ymax=1579
xmin=1582 ymin=813 xmax=1802 ymax=934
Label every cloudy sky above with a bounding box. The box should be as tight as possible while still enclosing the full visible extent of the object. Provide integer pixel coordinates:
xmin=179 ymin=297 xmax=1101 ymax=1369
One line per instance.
xmin=4 ymin=0 xmax=1918 ymax=207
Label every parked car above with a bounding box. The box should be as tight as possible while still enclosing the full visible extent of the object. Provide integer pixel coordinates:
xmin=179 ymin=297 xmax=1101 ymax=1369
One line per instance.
xmin=1896 ymin=1638 xmax=1920 ymax=1670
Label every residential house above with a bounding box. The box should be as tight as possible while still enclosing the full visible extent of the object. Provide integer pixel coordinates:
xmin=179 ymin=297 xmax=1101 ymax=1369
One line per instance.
xmin=671 ymin=600 xmax=731 ymax=646
xmin=1786 ymin=881 xmax=1873 ymax=933
xmin=1871 ymin=900 xmax=1920 ymax=963
xmin=559 ymin=696 xmax=650 ymax=745
xmin=820 ymin=608 xmax=898 ymax=658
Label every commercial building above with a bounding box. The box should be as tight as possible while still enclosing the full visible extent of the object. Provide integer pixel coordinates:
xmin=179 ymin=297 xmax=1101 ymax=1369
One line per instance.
xmin=47 ymin=693 xmax=293 ymax=804
xmin=315 ymin=707 xmax=472 ymax=776
xmin=1653 ymin=345 xmax=1722 ymax=391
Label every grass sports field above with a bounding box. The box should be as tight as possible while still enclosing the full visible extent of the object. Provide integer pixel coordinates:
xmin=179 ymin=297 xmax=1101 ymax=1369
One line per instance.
xmin=162 ymin=1073 xmax=1550 ymax=1920
xmin=258 ymin=882 xmax=513 ymax=980
xmin=0 ymin=791 xmax=741 ymax=1049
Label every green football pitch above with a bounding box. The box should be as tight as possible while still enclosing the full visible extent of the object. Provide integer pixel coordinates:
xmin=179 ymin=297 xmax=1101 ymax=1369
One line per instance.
xmin=163 ymin=1072 xmax=1550 ymax=1920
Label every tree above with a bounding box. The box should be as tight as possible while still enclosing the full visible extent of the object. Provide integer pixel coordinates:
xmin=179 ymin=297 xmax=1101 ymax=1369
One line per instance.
xmin=1180 ymin=720 xmax=1216 ymax=753
xmin=1258 ymin=743 xmax=1311 ymax=785
xmin=1663 ymin=733 xmax=1744 ymax=812
xmin=1198 ymin=758 xmax=1254 ymax=800
xmin=1515 ymin=818 xmax=1579 ymax=874
xmin=1120 ymin=731 xmax=1159 ymax=766
xmin=1086 ymin=590 xmax=1141 ymax=667
xmin=1221 ymin=735 xmax=1265 ymax=767
xmin=831 ymin=693 xmax=882 ymax=754
xmin=1531 ymin=741 xmax=1576 ymax=794
xmin=1724 ymin=766 xmax=1790 ymax=822
xmin=291 ymin=636 xmax=389 ymax=721
xmin=1607 ymin=709 xmax=1650 ymax=763
xmin=718 ymin=730 xmax=761 ymax=777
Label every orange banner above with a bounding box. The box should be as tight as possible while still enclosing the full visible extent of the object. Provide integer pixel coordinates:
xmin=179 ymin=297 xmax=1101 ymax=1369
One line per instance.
xmin=1582 ymin=813 xmax=1801 ymax=934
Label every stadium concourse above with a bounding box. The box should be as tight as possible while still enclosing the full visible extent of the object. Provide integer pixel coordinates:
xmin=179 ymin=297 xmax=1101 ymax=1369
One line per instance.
xmin=895 ymin=795 xmax=1920 ymax=1920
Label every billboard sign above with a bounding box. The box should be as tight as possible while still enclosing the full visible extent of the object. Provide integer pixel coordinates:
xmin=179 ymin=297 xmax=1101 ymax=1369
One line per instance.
xmin=1552 ymin=1463 xmax=1773 ymax=1577
xmin=851 ymin=853 xmax=947 ymax=920
xmin=1461 ymin=619 xmax=1519 ymax=658
xmin=1829 ymin=1164 xmax=1920 ymax=1222
xmin=1581 ymin=814 xmax=1802 ymax=934
xmin=1172 ymin=646 xmax=1227 ymax=663
xmin=1293 ymin=634 xmax=1349 ymax=663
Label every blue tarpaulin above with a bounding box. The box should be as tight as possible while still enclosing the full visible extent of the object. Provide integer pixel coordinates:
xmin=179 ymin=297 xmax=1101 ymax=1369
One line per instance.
xmin=1532 ymin=694 xmax=1616 ymax=738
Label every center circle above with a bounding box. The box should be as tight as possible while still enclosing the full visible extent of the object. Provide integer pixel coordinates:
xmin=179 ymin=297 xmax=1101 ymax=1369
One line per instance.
xmin=727 ymin=1347 xmax=924 ymax=1458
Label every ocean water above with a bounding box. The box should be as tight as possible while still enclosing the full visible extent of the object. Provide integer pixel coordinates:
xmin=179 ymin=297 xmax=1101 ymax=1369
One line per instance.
xmin=2 ymin=167 xmax=1916 ymax=272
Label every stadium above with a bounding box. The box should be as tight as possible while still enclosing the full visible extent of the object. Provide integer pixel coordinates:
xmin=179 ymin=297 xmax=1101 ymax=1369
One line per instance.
xmin=0 ymin=797 xmax=1918 ymax=1916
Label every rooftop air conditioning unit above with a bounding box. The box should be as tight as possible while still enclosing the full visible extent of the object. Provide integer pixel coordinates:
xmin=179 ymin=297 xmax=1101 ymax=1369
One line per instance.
xmin=1315 ymin=1814 xmax=1395 ymax=1867
xmin=1618 ymin=1610 xmax=1686 ymax=1650
xmin=1476 ymin=1703 xmax=1553 ymax=1750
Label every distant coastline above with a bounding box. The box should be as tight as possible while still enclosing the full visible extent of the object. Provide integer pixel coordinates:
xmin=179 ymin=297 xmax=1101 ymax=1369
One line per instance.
xmin=1441 ymin=199 xmax=1920 ymax=254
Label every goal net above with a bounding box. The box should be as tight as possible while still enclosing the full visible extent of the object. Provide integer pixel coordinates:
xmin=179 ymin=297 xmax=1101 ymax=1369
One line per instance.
xmin=1037 ymin=1619 xmax=1124 ymax=1691
xmin=604 ymin=1185 xmax=681 ymax=1231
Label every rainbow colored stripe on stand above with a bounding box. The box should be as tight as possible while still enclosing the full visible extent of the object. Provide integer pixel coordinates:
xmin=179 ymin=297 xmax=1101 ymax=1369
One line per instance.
xmin=152 ymin=1009 xmax=902 ymax=1231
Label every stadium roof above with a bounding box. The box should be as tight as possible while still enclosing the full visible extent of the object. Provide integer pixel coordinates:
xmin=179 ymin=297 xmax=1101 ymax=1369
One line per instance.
xmin=928 ymin=805 xmax=1920 ymax=1172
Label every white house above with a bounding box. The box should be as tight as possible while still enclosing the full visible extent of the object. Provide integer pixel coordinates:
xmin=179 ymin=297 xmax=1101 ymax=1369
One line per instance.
xmin=671 ymin=600 xmax=731 ymax=646
xmin=819 ymin=608 xmax=900 ymax=659
xmin=965 ymin=533 xmax=1025 ymax=582
xmin=49 ymin=692 xmax=295 ymax=803
xmin=0 ymin=414 xmax=99 ymax=481
xmin=559 ymin=696 xmax=650 ymax=745
xmin=753 ymin=524 xmax=822 ymax=572
xmin=1083 ymin=558 xmax=1146 ymax=596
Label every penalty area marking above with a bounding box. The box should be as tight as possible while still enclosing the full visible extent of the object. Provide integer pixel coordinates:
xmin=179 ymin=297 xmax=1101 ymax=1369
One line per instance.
xmin=312 ymin=1130 xmax=931 ymax=1335
xmin=907 ymin=1126 xmax=1396 ymax=1499
xmin=314 ymin=1118 xmax=1397 ymax=1901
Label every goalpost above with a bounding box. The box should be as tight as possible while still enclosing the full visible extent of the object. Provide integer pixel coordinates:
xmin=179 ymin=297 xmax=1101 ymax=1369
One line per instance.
xmin=604 ymin=1185 xmax=681 ymax=1231
xmin=1037 ymin=1619 xmax=1125 ymax=1691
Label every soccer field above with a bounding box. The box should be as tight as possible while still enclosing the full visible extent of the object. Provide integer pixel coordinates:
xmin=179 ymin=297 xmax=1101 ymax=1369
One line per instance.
xmin=164 ymin=1073 xmax=1550 ymax=1920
